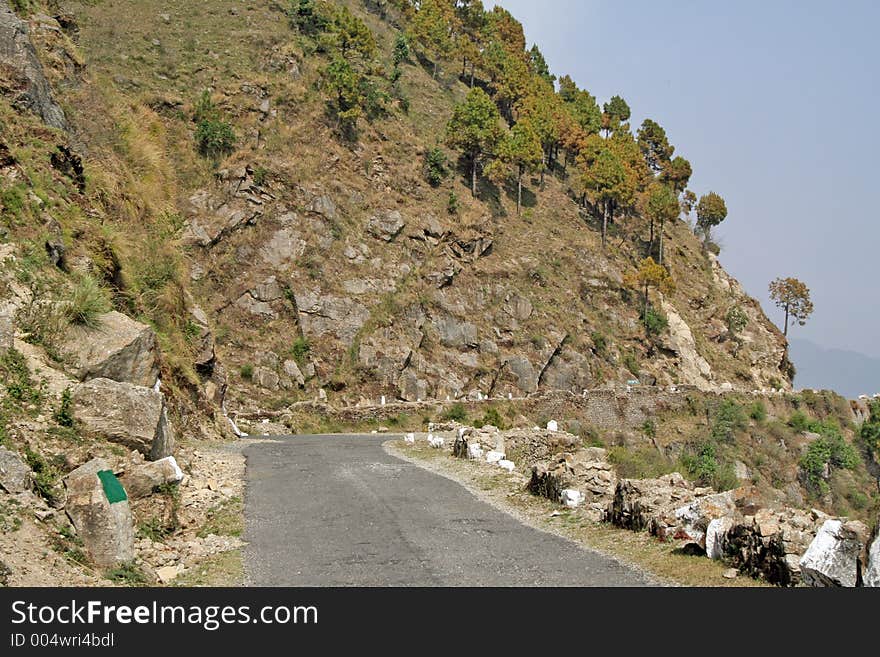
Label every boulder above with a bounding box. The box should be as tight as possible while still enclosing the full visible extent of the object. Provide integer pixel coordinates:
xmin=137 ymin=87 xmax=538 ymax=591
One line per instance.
xmin=607 ymin=473 xmax=695 ymax=532
xmin=498 ymin=460 xmax=515 ymax=472
xmin=0 ymin=446 xmax=30 ymax=493
xmin=706 ymin=517 xmax=735 ymax=560
xmin=366 ymin=209 xmax=406 ymax=241
xmin=661 ymin=490 xmax=738 ymax=551
xmin=282 ymin=359 xmax=306 ymax=386
xmin=61 ymin=311 xmax=159 ymax=387
xmin=72 ymin=378 xmax=175 ymax=459
xmin=398 ymin=369 xmax=428 ymax=402
xmin=799 ymin=519 xmax=869 ymax=587
xmin=485 ymin=450 xmax=504 ymax=464
xmin=529 ymin=448 xmax=615 ymax=519
xmin=0 ymin=310 xmax=11 ymax=352
xmin=119 ymin=456 xmax=184 ymax=500
xmin=0 ymin=0 xmax=67 ymax=129
xmin=64 ymin=458 xmax=134 ymax=568
xmin=561 ymin=489 xmax=584 ymax=508
xmin=253 ymin=366 xmax=280 ymax=391
xmin=433 ymin=315 xmax=478 ymax=348
xmin=724 ymin=508 xmax=827 ymax=586
xmin=866 ymin=524 xmax=880 ymax=587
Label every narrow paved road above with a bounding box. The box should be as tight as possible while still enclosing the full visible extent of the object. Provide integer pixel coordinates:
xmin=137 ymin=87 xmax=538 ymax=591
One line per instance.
xmin=244 ymin=434 xmax=653 ymax=586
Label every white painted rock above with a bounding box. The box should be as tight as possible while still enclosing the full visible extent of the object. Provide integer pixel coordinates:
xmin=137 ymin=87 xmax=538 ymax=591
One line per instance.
xmin=706 ymin=517 xmax=734 ymax=560
xmin=799 ymin=519 xmax=868 ymax=587
xmin=467 ymin=443 xmax=483 ymax=460
xmin=546 ymin=420 xmax=558 ymax=432
xmin=485 ymin=450 xmax=504 ymax=464
xmin=560 ymin=489 xmax=584 ymax=508
xmin=498 ymin=460 xmax=515 ymax=472
xmin=427 ymin=434 xmax=444 ymax=448
xmin=404 ymin=433 xmax=415 ymax=444
xmin=866 ymin=532 xmax=880 ymax=587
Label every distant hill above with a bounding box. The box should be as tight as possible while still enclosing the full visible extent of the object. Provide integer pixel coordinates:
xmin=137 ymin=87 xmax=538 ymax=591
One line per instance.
xmin=789 ymin=338 xmax=880 ymax=399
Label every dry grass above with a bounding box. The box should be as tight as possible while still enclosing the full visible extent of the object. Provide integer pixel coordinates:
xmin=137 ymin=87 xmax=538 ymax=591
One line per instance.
xmin=387 ymin=439 xmax=769 ymax=587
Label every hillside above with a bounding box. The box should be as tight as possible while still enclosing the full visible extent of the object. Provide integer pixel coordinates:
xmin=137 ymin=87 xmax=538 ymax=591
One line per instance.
xmin=1 ymin=0 xmax=875 ymax=586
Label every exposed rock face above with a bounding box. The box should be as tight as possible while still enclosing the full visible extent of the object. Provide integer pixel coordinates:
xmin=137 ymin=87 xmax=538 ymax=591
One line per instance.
xmin=61 ymin=311 xmax=159 ymax=387
xmin=659 ymin=300 xmax=714 ymax=391
xmin=0 ymin=446 xmax=30 ymax=493
xmin=120 ymin=456 xmax=183 ymax=500
xmin=64 ymin=458 xmax=134 ymax=568
xmin=0 ymin=0 xmax=67 ymax=129
xmin=662 ymin=490 xmax=738 ymax=550
xmin=723 ymin=508 xmax=827 ymax=586
xmin=607 ymin=473 xmax=696 ymax=532
xmin=366 ymin=209 xmax=406 ymax=242
xmin=72 ymin=378 xmax=175 ymax=460
xmin=295 ymin=290 xmax=369 ymax=343
xmin=799 ymin=519 xmax=869 ymax=587
xmin=433 ymin=314 xmax=477 ymax=348
xmin=398 ymin=369 xmax=428 ymax=401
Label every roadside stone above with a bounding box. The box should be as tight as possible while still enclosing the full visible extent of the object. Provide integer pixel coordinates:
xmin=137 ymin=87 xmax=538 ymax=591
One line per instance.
xmin=72 ymin=378 xmax=175 ymax=459
xmin=0 ymin=446 xmax=31 ymax=493
xmin=155 ymin=564 xmax=181 ymax=584
xmin=866 ymin=522 xmax=880 ymax=587
xmin=64 ymin=458 xmax=134 ymax=568
xmin=120 ymin=456 xmax=184 ymax=499
xmin=799 ymin=519 xmax=869 ymax=587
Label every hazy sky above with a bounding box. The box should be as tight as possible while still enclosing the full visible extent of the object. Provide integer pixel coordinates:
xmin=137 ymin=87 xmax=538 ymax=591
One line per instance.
xmin=495 ymin=0 xmax=879 ymax=357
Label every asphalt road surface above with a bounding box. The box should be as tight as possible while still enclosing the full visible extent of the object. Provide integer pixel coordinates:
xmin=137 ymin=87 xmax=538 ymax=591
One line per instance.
xmin=243 ymin=434 xmax=654 ymax=586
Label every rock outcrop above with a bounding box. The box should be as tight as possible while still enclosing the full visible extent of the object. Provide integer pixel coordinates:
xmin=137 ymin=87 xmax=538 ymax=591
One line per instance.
xmin=528 ymin=448 xmax=615 ymax=520
xmin=0 ymin=446 xmax=31 ymax=493
xmin=60 ymin=312 xmax=159 ymax=387
xmin=0 ymin=0 xmax=67 ymax=129
xmin=72 ymin=378 xmax=175 ymax=459
xmin=120 ymin=456 xmax=183 ymax=499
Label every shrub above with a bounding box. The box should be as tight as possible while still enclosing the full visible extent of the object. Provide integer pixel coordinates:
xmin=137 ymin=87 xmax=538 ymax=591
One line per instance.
xmin=479 ymin=407 xmax=505 ymax=430
xmin=0 ymin=185 xmax=27 ymax=221
xmin=591 ymin=331 xmax=607 ymax=356
xmin=291 ymin=337 xmax=311 ymax=366
xmin=424 ymin=147 xmax=447 ymax=187
xmin=195 ymin=119 xmax=236 ymax=158
xmin=447 ymin=191 xmax=459 ymax=215
xmin=0 ymin=348 xmax=41 ymax=407
xmin=641 ymin=420 xmax=656 ymax=438
xmin=711 ymin=399 xmax=747 ymax=442
xmin=800 ymin=429 xmax=860 ymax=491
xmin=442 ymin=403 xmax=467 ymax=422
xmin=787 ymin=410 xmax=811 ymax=433
xmin=53 ymin=388 xmax=74 ymax=428
xmin=24 ymin=447 xmax=60 ymax=504
xmin=859 ymin=401 xmax=880 ymax=451
xmin=106 ymin=562 xmax=148 ymax=586
xmin=748 ymin=401 xmax=767 ymax=422
xmin=392 ymin=33 xmax=410 ymax=66
xmin=725 ymin=305 xmax=748 ymax=336
xmin=239 ymin=364 xmax=254 ymax=380
xmin=64 ymin=275 xmax=111 ymax=328
xmin=608 ymin=446 xmax=674 ymax=480
xmin=641 ymin=307 xmax=668 ymax=336
xmin=622 ymin=351 xmax=639 ymax=377
xmin=680 ymin=441 xmax=738 ymax=491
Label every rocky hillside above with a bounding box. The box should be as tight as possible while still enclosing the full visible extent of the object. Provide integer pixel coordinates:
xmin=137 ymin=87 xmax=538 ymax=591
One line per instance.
xmin=12 ymin=0 xmax=789 ymax=418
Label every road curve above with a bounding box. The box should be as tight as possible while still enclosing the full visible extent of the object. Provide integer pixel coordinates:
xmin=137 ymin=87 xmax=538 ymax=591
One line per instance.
xmin=243 ymin=434 xmax=654 ymax=586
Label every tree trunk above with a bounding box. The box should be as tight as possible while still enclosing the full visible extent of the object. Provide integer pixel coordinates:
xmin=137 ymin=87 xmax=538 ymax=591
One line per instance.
xmin=471 ymin=154 xmax=478 ymax=198
xmin=648 ymin=218 xmax=655 ymax=258
xmin=659 ymin=219 xmax=665 ymax=265
xmin=783 ymin=303 xmax=790 ymax=336
xmin=469 ymin=65 xmax=475 ymax=88
xmin=602 ymin=200 xmax=609 ymax=248
xmin=516 ymin=166 xmax=523 ymax=215
xmin=433 ymin=60 xmax=439 ymax=79
xmin=644 ymin=281 xmax=650 ymax=326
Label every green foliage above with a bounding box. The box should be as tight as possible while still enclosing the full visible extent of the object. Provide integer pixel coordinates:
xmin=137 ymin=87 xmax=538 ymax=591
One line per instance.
xmin=798 ymin=420 xmax=860 ymax=493
xmin=192 ymin=90 xmax=218 ymax=123
xmin=446 ymin=87 xmax=503 ymax=192
xmin=622 ymin=351 xmax=639 ymax=377
xmin=748 ymin=401 xmax=767 ymax=422
xmin=239 ymin=364 xmax=254 ymax=380
xmin=106 ymin=562 xmax=149 ymax=586
xmin=0 ymin=348 xmax=41 ymax=408
xmin=726 ymin=305 xmax=749 ymax=336
xmin=64 ymin=275 xmax=111 ymax=328
xmin=53 ymin=388 xmax=75 ymax=428
xmin=424 ymin=147 xmax=448 ymax=187
xmin=195 ymin=119 xmax=236 ymax=159
xmin=641 ymin=420 xmax=656 ymax=438
xmin=637 ymin=119 xmax=673 ymax=174
xmin=392 ymin=33 xmax=410 ymax=66
xmin=442 ymin=403 xmax=468 ymax=422
xmin=696 ymin=191 xmax=728 ymax=236
xmin=710 ymin=399 xmax=747 ymax=442
xmin=24 ymin=447 xmax=60 ymax=504
xmin=680 ymin=441 xmax=738 ymax=491
xmin=641 ymin=307 xmax=668 ymax=336
xmin=287 ymin=0 xmax=330 ymax=35
xmin=479 ymin=407 xmax=506 ymax=430
xmin=252 ymin=166 xmax=268 ymax=186
xmin=859 ymin=401 xmax=880 ymax=451
xmin=447 ymin=191 xmax=459 ymax=215
xmin=603 ymin=95 xmax=631 ymax=126
xmin=590 ymin=331 xmax=607 ymax=356
xmin=608 ymin=446 xmax=674 ymax=480
xmin=0 ymin=184 xmax=28 ymax=222
xmin=291 ymin=336 xmax=311 ymax=366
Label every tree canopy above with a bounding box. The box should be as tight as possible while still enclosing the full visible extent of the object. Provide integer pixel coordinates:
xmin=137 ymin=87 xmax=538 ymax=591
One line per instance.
xmin=446 ymin=87 xmax=504 ymax=197
xmin=769 ymin=277 xmax=814 ymax=336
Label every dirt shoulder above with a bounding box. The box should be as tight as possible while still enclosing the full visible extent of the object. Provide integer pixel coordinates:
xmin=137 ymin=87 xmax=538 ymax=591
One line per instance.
xmin=385 ymin=439 xmax=768 ymax=587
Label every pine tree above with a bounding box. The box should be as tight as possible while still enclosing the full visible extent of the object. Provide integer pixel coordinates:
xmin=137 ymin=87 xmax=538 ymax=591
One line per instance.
xmin=487 ymin=119 xmax=543 ymax=215
xmin=446 ymin=87 xmax=504 ymax=197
